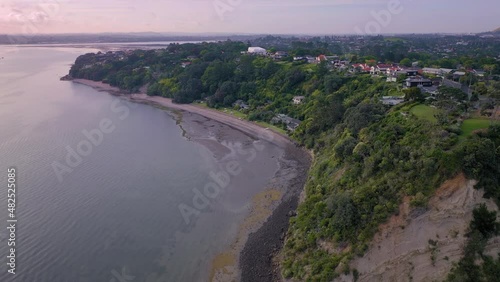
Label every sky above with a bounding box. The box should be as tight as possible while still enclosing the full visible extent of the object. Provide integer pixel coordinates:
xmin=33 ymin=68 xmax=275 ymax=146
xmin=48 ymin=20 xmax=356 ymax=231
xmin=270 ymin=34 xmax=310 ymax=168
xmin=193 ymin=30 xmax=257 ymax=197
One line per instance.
xmin=0 ymin=0 xmax=498 ymax=35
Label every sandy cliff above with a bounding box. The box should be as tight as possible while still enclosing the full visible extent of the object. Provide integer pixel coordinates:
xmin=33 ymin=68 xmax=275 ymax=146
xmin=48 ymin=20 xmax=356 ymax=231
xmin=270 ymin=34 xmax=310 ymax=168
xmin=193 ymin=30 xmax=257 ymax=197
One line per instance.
xmin=339 ymin=174 xmax=500 ymax=282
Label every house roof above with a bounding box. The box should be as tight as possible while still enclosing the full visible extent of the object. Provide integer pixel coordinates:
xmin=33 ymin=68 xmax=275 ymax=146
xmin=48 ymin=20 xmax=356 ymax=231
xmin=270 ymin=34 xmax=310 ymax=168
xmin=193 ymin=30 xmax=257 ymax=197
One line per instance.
xmin=317 ymin=55 xmax=327 ymax=61
xmin=352 ymin=63 xmax=371 ymax=71
xmin=248 ymin=47 xmax=267 ymax=53
xmin=377 ymin=64 xmax=393 ymax=68
xmin=407 ymin=78 xmax=432 ymax=82
xmin=423 ymin=68 xmax=440 ymax=72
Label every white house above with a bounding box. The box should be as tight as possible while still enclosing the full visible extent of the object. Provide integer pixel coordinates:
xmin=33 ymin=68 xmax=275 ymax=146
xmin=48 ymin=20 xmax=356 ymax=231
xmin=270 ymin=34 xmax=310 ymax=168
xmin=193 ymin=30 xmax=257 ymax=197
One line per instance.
xmin=381 ymin=96 xmax=404 ymax=106
xmin=247 ymin=47 xmax=267 ymax=55
xmin=422 ymin=68 xmax=453 ymax=76
xmin=371 ymin=64 xmax=394 ymax=75
xmin=423 ymin=68 xmax=441 ymax=75
xmin=305 ymin=56 xmax=316 ymax=63
xmin=293 ymin=96 xmax=305 ymax=105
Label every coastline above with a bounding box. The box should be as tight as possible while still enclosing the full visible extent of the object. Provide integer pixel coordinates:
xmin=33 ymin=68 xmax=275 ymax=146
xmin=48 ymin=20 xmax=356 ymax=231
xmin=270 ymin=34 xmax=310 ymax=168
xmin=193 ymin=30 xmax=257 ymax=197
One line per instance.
xmin=71 ymin=79 xmax=293 ymax=149
xmin=70 ymin=78 xmax=312 ymax=281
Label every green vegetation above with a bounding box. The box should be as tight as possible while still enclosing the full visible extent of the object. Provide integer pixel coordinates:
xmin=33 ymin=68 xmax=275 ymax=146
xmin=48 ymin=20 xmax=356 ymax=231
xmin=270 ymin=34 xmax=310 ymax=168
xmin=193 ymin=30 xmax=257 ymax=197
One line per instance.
xmin=410 ymin=105 xmax=440 ymax=123
xmin=461 ymin=119 xmax=496 ymax=137
xmin=447 ymin=204 xmax=500 ymax=282
xmin=284 ymin=117 xmax=500 ymax=280
xmin=197 ymin=102 xmax=288 ymax=135
xmin=284 ymin=102 xmax=459 ymax=280
xmin=67 ymin=39 xmax=500 ymax=280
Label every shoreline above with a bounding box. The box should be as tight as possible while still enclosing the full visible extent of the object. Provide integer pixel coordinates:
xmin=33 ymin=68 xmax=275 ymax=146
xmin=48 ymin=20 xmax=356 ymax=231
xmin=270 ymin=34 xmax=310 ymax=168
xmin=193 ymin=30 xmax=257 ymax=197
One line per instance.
xmin=69 ymin=78 xmax=312 ymax=281
xmin=71 ymin=79 xmax=295 ymax=149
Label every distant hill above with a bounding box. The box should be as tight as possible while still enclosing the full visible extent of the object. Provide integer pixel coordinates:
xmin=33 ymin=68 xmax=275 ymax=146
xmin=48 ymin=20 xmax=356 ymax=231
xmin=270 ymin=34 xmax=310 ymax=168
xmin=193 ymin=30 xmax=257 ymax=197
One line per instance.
xmin=494 ymin=27 xmax=500 ymax=33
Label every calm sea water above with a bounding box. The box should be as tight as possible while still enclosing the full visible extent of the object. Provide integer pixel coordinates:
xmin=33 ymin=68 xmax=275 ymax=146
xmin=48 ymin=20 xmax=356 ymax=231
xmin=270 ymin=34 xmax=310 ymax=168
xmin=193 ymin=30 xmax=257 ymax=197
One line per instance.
xmin=0 ymin=46 xmax=281 ymax=282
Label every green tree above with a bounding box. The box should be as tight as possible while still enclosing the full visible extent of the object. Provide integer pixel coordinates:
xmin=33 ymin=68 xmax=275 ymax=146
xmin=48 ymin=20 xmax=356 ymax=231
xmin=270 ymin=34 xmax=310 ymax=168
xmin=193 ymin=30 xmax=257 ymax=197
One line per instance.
xmin=483 ymin=64 xmax=496 ymax=76
xmin=476 ymin=83 xmax=488 ymax=96
xmin=316 ymin=61 xmax=329 ymax=78
xmin=400 ymin=58 xmax=412 ymax=67
xmin=487 ymin=81 xmax=500 ymax=119
xmin=404 ymin=87 xmax=424 ymax=102
xmin=471 ymin=204 xmax=499 ymax=238
xmin=201 ymin=61 xmax=235 ymax=95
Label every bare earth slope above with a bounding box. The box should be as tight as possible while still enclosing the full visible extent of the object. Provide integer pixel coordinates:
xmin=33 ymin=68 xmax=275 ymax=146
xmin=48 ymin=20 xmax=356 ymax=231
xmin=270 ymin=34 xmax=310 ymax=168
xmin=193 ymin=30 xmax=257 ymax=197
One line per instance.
xmin=339 ymin=174 xmax=500 ymax=282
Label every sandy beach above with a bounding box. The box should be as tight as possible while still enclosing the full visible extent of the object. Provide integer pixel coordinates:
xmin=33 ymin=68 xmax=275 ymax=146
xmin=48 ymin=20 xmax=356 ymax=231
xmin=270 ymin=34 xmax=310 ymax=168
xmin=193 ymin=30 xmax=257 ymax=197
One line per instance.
xmin=70 ymin=78 xmax=311 ymax=282
xmin=72 ymin=79 xmax=293 ymax=148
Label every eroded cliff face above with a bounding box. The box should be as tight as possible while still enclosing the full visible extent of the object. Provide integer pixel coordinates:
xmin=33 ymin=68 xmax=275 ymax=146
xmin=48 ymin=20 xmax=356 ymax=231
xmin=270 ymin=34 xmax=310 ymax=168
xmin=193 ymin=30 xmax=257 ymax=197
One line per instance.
xmin=339 ymin=174 xmax=500 ymax=282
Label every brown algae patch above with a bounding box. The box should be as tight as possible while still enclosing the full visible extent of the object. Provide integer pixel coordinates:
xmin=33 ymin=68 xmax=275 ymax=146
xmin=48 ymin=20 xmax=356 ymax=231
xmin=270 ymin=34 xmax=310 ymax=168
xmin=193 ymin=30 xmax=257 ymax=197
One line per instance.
xmin=243 ymin=189 xmax=282 ymax=231
xmin=210 ymin=252 xmax=237 ymax=282
xmin=209 ymin=189 xmax=283 ymax=282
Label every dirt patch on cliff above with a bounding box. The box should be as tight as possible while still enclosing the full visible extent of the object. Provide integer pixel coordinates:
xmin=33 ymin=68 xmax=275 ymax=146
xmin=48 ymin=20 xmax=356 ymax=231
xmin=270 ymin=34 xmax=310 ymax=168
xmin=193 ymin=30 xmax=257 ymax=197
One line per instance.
xmin=339 ymin=173 xmax=500 ymax=282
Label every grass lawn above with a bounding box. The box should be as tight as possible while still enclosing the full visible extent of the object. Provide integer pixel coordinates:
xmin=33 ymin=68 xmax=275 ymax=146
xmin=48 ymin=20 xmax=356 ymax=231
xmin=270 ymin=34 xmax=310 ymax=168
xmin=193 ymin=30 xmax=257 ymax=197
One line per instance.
xmin=410 ymin=105 xmax=439 ymax=123
xmin=460 ymin=119 xmax=497 ymax=137
xmin=387 ymin=89 xmax=405 ymax=97
xmin=277 ymin=61 xmax=292 ymax=66
xmin=255 ymin=121 xmax=287 ymax=135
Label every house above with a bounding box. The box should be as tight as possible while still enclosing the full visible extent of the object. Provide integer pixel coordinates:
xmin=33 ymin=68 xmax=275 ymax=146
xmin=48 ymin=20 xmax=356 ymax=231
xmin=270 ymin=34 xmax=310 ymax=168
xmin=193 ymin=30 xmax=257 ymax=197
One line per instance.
xmin=386 ymin=66 xmax=402 ymax=77
xmin=406 ymin=78 xmax=433 ymax=87
xmin=293 ymin=96 xmax=305 ymax=105
xmin=285 ymin=119 xmax=301 ymax=131
xmin=272 ymin=51 xmax=288 ymax=60
xmin=316 ymin=55 xmax=327 ymax=63
xmin=422 ymin=68 xmax=441 ymax=75
xmin=402 ymin=69 xmax=419 ymax=76
xmin=452 ymin=71 xmax=466 ymax=80
xmin=442 ymin=79 xmax=471 ymax=95
xmin=326 ymin=55 xmax=339 ymax=61
xmin=351 ymin=63 xmax=371 ymax=73
xmin=233 ymin=100 xmax=250 ymax=110
xmin=440 ymin=68 xmax=454 ymax=75
xmin=333 ymin=60 xmax=350 ymax=69
xmin=181 ymin=62 xmax=192 ymax=68
xmin=473 ymin=70 xmax=486 ymax=77
xmin=293 ymin=56 xmax=306 ymax=62
xmin=381 ymin=96 xmax=404 ymax=106
xmin=305 ymin=56 xmax=316 ymax=64
xmin=371 ymin=64 xmax=394 ymax=75
xmin=422 ymin=68 xmax=454 ymax=76
xmin=392 ymin=69 xmax=419 ymax=77
xmin=247 ymin=47 xmax=267 ymax=55
xmin=271 ymin=114 xmax=301 ymax=131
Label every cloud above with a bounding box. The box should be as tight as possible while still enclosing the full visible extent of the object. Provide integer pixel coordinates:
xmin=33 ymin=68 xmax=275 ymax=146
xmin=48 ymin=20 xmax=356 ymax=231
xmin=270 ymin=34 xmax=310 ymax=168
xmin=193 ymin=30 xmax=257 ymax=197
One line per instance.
xmin=0 ymin=0 xmax=498 ymax=34
xmin=0 ymin=1 xmax=58 ymax=24
xmin=228 ymin=0 xmax=390 ymax=9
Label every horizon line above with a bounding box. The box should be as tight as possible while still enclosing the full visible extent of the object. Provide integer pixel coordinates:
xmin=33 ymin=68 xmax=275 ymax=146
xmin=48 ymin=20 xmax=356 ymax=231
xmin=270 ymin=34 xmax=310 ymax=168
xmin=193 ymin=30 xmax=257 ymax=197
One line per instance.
xmin=0 ymin=31 xmax=496 ymax=37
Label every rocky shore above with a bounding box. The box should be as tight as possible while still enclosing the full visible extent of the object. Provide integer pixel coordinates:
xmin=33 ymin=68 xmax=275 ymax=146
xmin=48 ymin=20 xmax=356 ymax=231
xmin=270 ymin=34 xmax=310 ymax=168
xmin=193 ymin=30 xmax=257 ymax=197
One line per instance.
xmin=240 ymin=144 xmax=310 ymax=282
